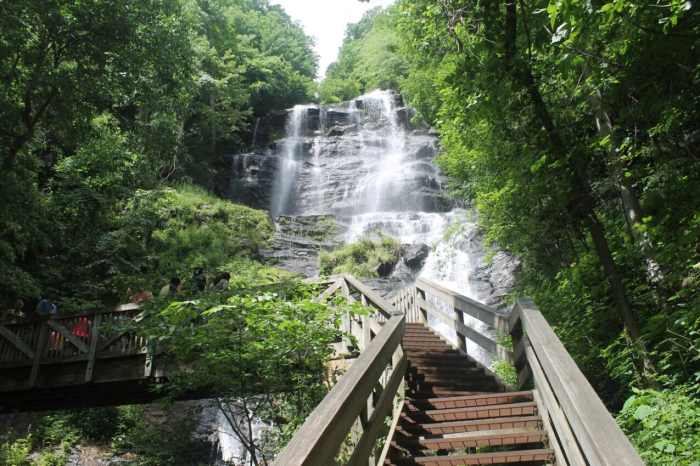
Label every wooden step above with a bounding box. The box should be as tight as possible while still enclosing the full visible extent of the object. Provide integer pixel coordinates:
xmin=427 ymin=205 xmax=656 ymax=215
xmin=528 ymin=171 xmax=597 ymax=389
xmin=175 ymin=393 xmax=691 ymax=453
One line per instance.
xmin=408 ymin=367 xmax=483 ymax=378
xmin=412 ymin=428 xmax=547 ymax=450
xmin=407 ymin=391 xmax=533 ymax=410
xmin=408 ymin=387 xmax=498 ymax=399
xmin=404 ymin=346 xmax=459 ymax=353
xmin=404 ymin=415 xmax=542 ymax=436
xmin=407 ymin=354 xmax=476 ymax=364
xmin=403 ymin=340 xmax=454 ymax=347
xmin=403 ymin=333 xmax=449 ymax=340
xmin=388 ymin=448 xmax=554 ymax=466
xmin=417 ymin=401 xmax=538 ymax=422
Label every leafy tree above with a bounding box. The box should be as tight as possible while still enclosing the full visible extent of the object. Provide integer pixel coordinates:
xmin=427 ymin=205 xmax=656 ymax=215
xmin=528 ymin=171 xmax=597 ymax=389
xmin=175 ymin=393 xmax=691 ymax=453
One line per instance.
xmin=319 ymin=6 xmax=408 ymax=103
xmin=135 ymin=281 xmax=354 ymax=465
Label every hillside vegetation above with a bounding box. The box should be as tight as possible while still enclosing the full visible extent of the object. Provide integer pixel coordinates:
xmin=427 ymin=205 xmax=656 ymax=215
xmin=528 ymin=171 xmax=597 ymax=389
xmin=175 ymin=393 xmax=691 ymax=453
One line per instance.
xmin=325 ymin=2 xmax=700 ymax=463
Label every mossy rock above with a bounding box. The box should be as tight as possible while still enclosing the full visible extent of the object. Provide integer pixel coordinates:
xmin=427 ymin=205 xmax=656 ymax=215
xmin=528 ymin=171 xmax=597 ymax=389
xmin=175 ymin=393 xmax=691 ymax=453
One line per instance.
xmin=319 ymin=234 xmax=401 ymax=278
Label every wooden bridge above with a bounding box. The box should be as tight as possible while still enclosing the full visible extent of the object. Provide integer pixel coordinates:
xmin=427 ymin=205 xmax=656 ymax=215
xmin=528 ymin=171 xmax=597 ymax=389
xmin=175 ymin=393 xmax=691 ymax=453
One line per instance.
xmin=275 ymin=275 xmax=644 ymax=466
xmin=0 ymin=303 xmax=165 ymax=412
xmin=0 ymin=274 xmax=644 ymax=465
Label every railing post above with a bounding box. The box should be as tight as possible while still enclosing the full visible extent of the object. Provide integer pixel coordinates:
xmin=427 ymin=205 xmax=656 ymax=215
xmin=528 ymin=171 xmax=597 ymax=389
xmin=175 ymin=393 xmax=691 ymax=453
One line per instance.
xmin=453 ymin=308 xmax=468 ymax=353
xmin=29 ymin=322 xmax=48 ymax=388
xmin=85 ymin=313 xmax=102 ymax=382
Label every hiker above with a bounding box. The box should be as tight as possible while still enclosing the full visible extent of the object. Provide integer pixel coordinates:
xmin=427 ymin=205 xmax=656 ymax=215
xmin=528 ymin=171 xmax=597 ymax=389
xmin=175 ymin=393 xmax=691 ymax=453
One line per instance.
xmin=159 ymin=277 xmax=182 ymax=298
xmin=35 ymin=298 xmax=58 ymax=318
xmin=213 ymin=272 xmax=231 ymax=291
xmin=192 ymin=267 xmax=207 ymax=292
xmin=71 ymin=316 xmax=91 ymax=339
xmin=130 ymin=290 xmax=153 ymax=304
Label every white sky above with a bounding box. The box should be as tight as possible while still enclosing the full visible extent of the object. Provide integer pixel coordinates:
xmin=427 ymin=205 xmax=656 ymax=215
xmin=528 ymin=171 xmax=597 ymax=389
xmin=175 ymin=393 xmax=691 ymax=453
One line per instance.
xmin=270 ymin=0 xmax=396 ymax=79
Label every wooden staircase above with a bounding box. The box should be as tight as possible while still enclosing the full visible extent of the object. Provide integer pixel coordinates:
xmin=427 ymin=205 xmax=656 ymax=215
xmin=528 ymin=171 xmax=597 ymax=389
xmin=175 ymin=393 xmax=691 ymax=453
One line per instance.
xmin=272 ymin=275 xmax=644 ymax=466
xmin=385 ymin=323 xmax=554 ymax=466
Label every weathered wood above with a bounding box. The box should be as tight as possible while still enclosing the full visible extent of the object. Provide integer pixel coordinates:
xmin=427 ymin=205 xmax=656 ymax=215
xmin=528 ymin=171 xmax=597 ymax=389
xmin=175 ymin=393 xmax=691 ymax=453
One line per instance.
xmin=417 ymin=297 xmax=498 ymax=354
xmin=531 ymin=389 xmax=568 ymax=466
xmin=0 ymin=325 xmax=34 ymax=359
xmin=513 ymin=299 xmax=643 ymax=465
xmin=347 ymin=354 xmax=407 ymax=466
xmin=29 ymin=323 xmax=48 ymax=388
xmin=317 ymin=279 xmax=344 ymax=302
xmin=272 ymin=314 xmax=405 ymax=466
xmin=47 ymin=320 xmax=89 ymax=354
xmin=416 ymin=277 xmax=506 ymax=327
xmin=85 ymin=313 xmax=102 ymax=382
xmin=527 ymin=345 xmax=586 ymax=466
xmin=343 ymin=274 xmax=396 ymax=318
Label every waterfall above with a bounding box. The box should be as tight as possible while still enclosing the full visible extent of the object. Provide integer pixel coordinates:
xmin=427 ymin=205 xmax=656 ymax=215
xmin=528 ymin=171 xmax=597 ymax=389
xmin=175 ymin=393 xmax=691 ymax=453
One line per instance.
xmin=251 ymin=117 xmax=261 ymax=147
xmin=270 ymin=105 xmax=313 ymax=217
xmin=244 ymin=89 xmax=513 ymax=302
xmin=223 ymin=90 xmax=517 ymax=462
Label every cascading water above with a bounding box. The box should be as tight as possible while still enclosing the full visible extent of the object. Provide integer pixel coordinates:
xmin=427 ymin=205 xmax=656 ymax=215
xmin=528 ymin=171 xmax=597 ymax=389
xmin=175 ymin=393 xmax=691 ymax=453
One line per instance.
xmin=270 ymin=105 xmax=311 ymax=217
xmin=223 ymin=90 xmax=517 ymax=463
xmin=237 ymin=89 xmax=517 ymax=308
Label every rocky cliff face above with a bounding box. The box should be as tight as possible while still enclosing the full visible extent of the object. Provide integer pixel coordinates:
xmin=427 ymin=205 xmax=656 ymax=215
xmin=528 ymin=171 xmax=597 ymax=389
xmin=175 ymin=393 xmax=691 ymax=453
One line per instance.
xmin=226 ymin=90 xmax=517 ymax=303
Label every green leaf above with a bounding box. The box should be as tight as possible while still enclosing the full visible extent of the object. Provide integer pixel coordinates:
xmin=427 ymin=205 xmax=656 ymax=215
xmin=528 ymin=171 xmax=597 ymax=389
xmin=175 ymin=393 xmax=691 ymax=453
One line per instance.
xmin=633 ymin=405 xmax=654 ymax=421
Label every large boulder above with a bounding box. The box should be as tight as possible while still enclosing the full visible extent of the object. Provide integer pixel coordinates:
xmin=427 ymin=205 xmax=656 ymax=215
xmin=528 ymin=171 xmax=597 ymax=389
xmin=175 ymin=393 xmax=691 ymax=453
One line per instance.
xmin=402 ymin=243 xmax=430 ymax=270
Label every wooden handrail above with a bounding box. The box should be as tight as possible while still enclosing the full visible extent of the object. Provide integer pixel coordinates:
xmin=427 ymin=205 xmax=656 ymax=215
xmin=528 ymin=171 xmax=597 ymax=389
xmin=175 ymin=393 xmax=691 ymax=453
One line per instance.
xmin=408 ymin=277 xmax=512 ymax=364
xmin=510 ymin=299 xmax=644 ymax=465
xmin=273 ymin=275 xmax=408 ymax=466
xmin=416 ymin=277 xmax=508 ymax=327
xmin=272 ymin=313 xmax=405 ymax=466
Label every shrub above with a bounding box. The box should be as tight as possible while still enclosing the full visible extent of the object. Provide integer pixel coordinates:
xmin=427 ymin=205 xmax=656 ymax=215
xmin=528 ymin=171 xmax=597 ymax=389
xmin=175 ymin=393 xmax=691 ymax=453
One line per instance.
xmin=490 ymin=360 xmax=517 ymax=387
xmin=98 ymin=184 xmax=273 ymax=297
xmin=319 ymin=234 xmax=401 ymax=278
xmin=617 ymin=387 xmax=700 ymax=465
xmin=0 ymin=436 xmax=31 ymax=466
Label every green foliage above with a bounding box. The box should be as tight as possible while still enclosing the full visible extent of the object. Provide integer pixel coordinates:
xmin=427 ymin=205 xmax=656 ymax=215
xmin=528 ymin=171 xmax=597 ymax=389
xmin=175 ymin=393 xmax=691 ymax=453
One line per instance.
xmin=131 ymin=278 xmax=356 ymax=461
xmin=0 ymin=436 xmax=31 ymax=466
xmin=490 ymin=360 xmax=517 ymax=387
xmin=319 ymin=6 xmax=408 ymax=102
xmin=391 ymin=0 xmax=700 ymax=406
xmin=319 ymin=234 xmax=402 ymax=278
xmin=618 ymin=388 xmax=700 ymax=465
xmin=0 ymin=0 xmax=316 ymax=310
xmin=111 ymin=405 xmax=209 ymax=466
xmin=100 ymin=184 xmax=273 ymax=298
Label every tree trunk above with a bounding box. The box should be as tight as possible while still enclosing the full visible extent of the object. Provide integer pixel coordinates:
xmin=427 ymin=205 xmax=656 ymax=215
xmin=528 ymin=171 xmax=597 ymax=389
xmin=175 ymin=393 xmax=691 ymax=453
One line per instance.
xmin=588 ymin=89 xmax=664 ymax=282
xmin=502 ymin=0 xmax=654 ymax=380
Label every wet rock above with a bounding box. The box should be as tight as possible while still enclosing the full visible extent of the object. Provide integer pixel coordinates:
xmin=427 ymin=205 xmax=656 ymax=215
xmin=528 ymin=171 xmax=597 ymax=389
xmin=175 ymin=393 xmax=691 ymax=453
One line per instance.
xmin=226 ymin=152 xmax=278 ymax=210
xmin=402 ymin=243 xmax=430 ymax=270
xmin=395 ymin=107 xmax=415 ymax=128
xmin=253 ymin=110 xmax=287 ymax=146
xmin=325 ymin=109 xmax=353 ymax=126
xmin=260 ymin=215 xmax=346 ymax=277
xmin=325 ymin=124 xmax=357 ymax=137
xmin=376 ymin=258 xmax=398 ymax=278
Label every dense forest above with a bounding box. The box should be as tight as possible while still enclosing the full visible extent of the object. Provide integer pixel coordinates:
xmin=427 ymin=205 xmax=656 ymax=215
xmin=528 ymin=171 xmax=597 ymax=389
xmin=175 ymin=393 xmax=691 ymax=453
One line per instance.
xmin=325 ymin=1 xmax=700 ymax=463
xmin=1 ymin=0 xmax=699 ymax=465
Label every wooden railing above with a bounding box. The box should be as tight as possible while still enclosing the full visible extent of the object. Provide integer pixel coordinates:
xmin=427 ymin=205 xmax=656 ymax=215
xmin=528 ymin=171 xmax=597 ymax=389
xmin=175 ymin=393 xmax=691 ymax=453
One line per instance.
xmin=510 ymin=299 xmax=644 ymax=466
xmin=0 ymin=303 xmax=154 ymax=392
xmin=273 ymin=275 xmax=406 ymax=466
xmin=395 ymin=277 xmax=513 ymax=365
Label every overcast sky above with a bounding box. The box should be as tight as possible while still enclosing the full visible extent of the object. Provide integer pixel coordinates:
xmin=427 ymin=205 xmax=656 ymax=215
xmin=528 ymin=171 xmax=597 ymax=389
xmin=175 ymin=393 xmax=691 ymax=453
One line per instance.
xmin=270 ymin=0 xmax=396 ymax=79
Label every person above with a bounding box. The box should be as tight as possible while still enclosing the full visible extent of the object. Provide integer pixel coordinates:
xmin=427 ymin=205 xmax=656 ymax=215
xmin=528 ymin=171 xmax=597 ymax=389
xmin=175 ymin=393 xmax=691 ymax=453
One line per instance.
xmin=36 ymin=298 xmax=57 ymax=317
xmin=72 ymin=316 xmax=91 ymax=338
xmin=159 ymin=277 xmax=182 ymax=298
xmin=192 ymin=267 xmax=207 ymax=292
xmin=213 ymin=272 xmax=231 ymax=291
xmin=130 ymin=290 xmax=153 ymax=304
